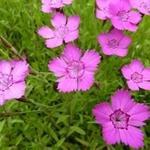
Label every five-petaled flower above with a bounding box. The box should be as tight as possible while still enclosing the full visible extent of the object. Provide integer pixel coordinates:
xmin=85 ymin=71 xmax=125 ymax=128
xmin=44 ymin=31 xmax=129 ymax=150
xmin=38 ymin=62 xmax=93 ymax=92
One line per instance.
xmin=92 ymin=89 xmax=150 ymax=149
xmin=48 ymin=44 xmax=101 ymax=92
xmin=38 ymin=12 xmax=80 ymax=48
xmin=98 ymin=28 xmax=131 ymax=57
xmin=109 ymin=0 xmax=142 ymax=32
xmin=130 ymin=0 xmax=150 ymax=15
xmin=121 ymin=59 xmax=150 ymax=91
xmin=41 ymin=0 xmax=73 ymax=13
xmin=0 ymin=59 xmax=29 ymax=105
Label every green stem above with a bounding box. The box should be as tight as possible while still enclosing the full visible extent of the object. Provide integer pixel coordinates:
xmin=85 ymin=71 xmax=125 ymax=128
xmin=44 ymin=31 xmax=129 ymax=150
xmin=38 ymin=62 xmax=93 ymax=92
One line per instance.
xmin=0 ymin=110 xmax=46 ymax=118
xmin=17 ymin=98 xmax=62 ymax=109
xmin=0 ymin=35 xmax=22 ymax=59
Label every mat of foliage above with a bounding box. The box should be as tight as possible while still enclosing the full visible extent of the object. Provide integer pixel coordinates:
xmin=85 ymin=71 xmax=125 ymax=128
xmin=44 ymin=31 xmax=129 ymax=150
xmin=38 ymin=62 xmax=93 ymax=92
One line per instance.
xmin=0 ymin=0 xmax=150 ymax=149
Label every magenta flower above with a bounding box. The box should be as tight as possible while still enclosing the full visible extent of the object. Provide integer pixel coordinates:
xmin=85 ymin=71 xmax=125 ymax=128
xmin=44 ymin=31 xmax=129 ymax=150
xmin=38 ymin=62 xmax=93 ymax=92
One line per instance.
xmin=121 ymin=59 xmax=150 ymax=91
xmin=109 ymin=0 xmax=142 ymax=32
xmin=38 ymin=13 xmax=80 ymax=48
xmin=96 ymin=0 xmax=112 ymax=20
xmin=93 ymin=89 xmax=150 ymax=149
xmin=98 ymin=29 xmax=131 ymax=57
xmin=48 ymin=44 xmax=101 ymax=92
xmin=130 ymin=0 xmax=150 ymax=15
xmin=41 ymin=0 xmax=73 ymax=13
xmin=0 ymin=59 xmax=29 ymax=105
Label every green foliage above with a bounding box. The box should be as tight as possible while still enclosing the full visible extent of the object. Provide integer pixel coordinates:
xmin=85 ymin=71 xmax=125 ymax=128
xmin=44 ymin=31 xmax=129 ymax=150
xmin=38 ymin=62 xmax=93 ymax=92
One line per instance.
xmin=0 ymin=0 xmax=150 ymax=149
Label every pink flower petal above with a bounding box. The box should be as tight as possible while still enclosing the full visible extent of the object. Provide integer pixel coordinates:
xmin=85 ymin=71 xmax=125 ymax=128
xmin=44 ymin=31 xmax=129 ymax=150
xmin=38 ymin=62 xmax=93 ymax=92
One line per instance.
xmin=66 ymin=16 xmax=80 ymax=31
xmin=142 ymin=68 xmax=150 ymax=80
xmin=63 ymin=44 xmax=81 ymax=62
xmin=138 ymin=81 xmax=150 ymax=90
xmin=42 ymin=0 xmax=50 ymax=3
xmin=129 ymin=11 xmax=142 ymax=24
xmin=129 ymin=104 xmax=150 ymax=126
xmin=63 ymin=0 xmax=72 ymax=4
xmin=0 ymin=95 xmax=5 ymax=106
xmin=109 ymin=28 xmax=123 ymax=39
xmin=127 ymin=80 xmax=139 ymax=91
xmin=0 ymin=61 xmax=11 ymax=74
xmin=50 ymin=1 xmax=63 ymax=8
xmin=57 ymin=76 xmax=77 ymax=92
xmin=11 ymin=60 xmax=29 ymax=82
xmin=48 ymin=57 xmax=67 ymax=77
xmin=103 ymin=123 xmax=120 ymax=144
xmin=128 ymin=104 xmax=150 ymax=126
xmin=98 ymin=33 xmax=108 ymax=47
xmin=64 ymin=30 xmax=79 ymax=43
xmin=77 ymin=71 xmax=94 ymax=91
xmin=42 ymin=4 xmax=53 ymax=13
xmin=92 ymin=102 xmax=113 ymax=125
xmin=111 ymin=18 xmax=124 ymax=30
xmin=123 ymin=22 xmax=138 ymax=32
xmin=111 ymin=89 xmax=134 ymax=112
xmin=119 ymin=36 xmax=132 ymax=48
xmin=121 ymin=65 xmax=132 ymax=79
xmin=4 ymin=82 xmax=26 ymax=100
xmin=38 ymin=26 xmax=54 ymax=39
xmin=102 ymin=47 xmax=114 ymax=55
xmin=81 ymin=50 xmax=101 ymax=72
xmin=109 ymin=1 xmax=120 ymax=15
xmin=120 ymin=0 xmax=131 ymax=11
xmin=129 ymin=59 xmax=144 ymax=73
xmin=96 ymin=8 xmax=108 ymax=20
xmin=45 ymin=37 xmax=63 ymax=48
xmin=115 ymin=48 xmax=128 ymax=57
xmin=51 ymin=13 xmax=67 ymax=28
xmin=129 ymin=119 xmax=146 ymax=127
xmin=120 ymin=126 xmax=144 ymax=149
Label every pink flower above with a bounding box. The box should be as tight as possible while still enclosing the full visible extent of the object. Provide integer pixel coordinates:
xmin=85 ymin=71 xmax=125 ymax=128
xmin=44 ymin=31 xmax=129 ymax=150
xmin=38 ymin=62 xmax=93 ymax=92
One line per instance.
xmin=48 ymin=44 xmax=101 ymax=92
xmin=121 ymin=59 xmax=150 ymax=91
xmin=38 ymin=13 xmax=80 ymax=48
xmin=98 ymin=29 xmax=131 ymax=57
xmin=0 ymin=59 xmax=29 ymax=105
xmin=130 ymin=0 xmax=150 ymax=15
xmin=41 ymin=0 xmax=73 ymax=13
xmin=96 ymin=0 xmax=112 ymax=20
xmin=92 ymin=89 xmax=150 ymax=149
xmin=109 ymin=0 xmax=142 ymax=32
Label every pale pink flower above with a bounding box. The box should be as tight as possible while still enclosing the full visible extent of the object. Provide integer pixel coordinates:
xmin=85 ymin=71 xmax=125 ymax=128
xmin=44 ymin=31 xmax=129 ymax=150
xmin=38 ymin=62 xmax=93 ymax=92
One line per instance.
xmin=41 ymin=0 xmax=73 ymax=13
xmin=98 ymin=29 xmax=131 ymax=57
xmin=48 ymin=44 xmax=101 ymax=92
xmin=109 ymin=0 xmax=142 ymax=32
xmin=121 ymin=59 xmax=150 ymax=91
xmin=96 ymin=0 xmax=112 ymax=20
xmin=93 ymin=89 xmax=150 ymax=149
xmin=130 ymin=0 xmax=150 ymax=15
xmin=0 ymin=59 xmax=29 ymax=105
xmin=38 ymin=13 xmax=80 ymax=48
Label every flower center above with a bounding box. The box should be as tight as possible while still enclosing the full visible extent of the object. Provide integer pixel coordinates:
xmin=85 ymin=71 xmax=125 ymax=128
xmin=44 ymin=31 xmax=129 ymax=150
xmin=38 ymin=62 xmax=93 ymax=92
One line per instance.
xmin=140 ymin=2 xmax=150 ymax=12
xmin=110 ymin=109 xmax=130 ymax=129
xmin=118 ymin=10 xmax=129 ymax=22
xmin=107 ymin=39 xmax=119 ymax=49
xmin=0 ymin=73 xmax=13 ymax=91
xmin=55 ymin=26 xmax=68 ymax=39
xmin=66 ymin=61 xmax=85 ymax=79
xmin=131 ymin=72 xmax=143 ymax=83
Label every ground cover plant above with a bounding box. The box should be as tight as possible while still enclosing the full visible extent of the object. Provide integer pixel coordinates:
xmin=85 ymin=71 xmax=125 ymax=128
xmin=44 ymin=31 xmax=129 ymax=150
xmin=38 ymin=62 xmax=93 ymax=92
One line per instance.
xmin=0 ymin=0 xmax=150 ymax=149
